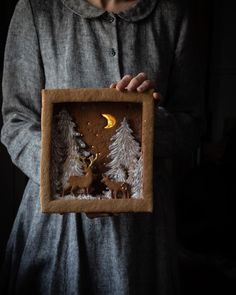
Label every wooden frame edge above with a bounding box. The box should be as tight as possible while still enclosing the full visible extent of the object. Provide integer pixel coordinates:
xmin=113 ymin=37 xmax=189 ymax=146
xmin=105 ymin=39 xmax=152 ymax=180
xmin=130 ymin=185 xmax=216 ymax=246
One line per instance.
xmin=40 ymin=88 xmax=154 ymax=213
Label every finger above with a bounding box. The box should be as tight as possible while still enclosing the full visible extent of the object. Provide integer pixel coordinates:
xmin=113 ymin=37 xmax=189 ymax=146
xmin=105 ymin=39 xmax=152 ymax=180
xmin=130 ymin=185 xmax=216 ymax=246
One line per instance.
xmin=153 ymin=92 xmax=162 ymax=101
xmin=110 ymin=83 xmax=117 ymax=88
xmin=126 ymin=72 xmax=147 ymax=91
xmin=137 ymin=80 xmax=154 ymax=92
xmin=116 ymin=74 xmax=133 ymax=91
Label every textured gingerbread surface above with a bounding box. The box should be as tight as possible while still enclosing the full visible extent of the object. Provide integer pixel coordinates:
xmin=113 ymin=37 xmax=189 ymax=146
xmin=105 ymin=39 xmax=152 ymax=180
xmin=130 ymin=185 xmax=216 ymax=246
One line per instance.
xmin=40 ymin=88 xmax=154 ymax=213
xmin=53 ymin=102 xmax=142 ymax=195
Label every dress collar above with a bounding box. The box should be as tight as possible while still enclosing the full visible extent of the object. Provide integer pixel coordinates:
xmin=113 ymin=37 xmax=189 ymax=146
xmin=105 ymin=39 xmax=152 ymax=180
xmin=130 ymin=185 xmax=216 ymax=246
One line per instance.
xmin=61 ymin=0 xmax=158 ymax=22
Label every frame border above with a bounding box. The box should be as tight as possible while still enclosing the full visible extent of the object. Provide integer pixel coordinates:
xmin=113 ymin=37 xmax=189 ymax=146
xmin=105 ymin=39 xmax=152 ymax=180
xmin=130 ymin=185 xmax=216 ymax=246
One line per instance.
xmin=40 ymin=88 xmax=154 ymax=213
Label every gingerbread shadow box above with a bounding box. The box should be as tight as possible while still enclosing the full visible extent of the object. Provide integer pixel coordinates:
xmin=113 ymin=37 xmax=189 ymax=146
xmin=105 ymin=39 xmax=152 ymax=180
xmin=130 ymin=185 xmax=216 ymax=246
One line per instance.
xmin=40 ymin=88 xmax=154 ymax=214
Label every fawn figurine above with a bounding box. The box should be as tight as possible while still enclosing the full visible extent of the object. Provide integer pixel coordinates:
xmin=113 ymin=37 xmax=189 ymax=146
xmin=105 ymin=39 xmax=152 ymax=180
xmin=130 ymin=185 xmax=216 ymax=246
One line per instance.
xmin=101 ymin=174 xmax=130 ymax=199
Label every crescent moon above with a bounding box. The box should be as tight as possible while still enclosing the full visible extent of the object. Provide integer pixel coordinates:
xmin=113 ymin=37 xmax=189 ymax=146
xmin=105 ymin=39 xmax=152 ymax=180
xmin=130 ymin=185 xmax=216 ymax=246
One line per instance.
xmin=102 ymin=114 xmax=116 ymax=129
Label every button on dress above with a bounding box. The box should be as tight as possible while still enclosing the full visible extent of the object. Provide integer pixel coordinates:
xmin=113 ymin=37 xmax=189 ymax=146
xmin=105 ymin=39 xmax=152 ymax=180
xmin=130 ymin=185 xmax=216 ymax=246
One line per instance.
xmin=0 ymin=0 xmax=205 ymax=294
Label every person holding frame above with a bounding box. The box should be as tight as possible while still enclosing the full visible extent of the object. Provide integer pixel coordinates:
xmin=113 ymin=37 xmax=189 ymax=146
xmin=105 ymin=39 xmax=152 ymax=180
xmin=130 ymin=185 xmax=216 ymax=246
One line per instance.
xmin=1 ymin=0 xmax=205 ymax=294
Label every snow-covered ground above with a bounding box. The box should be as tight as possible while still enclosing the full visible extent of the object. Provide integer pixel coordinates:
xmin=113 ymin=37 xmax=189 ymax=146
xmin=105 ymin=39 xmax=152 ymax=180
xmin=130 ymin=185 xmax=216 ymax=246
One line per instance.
xmin=54 ymin=193 xmax=112 ymax=200
xmin=53 ymin=191 xmax=143 ymax=200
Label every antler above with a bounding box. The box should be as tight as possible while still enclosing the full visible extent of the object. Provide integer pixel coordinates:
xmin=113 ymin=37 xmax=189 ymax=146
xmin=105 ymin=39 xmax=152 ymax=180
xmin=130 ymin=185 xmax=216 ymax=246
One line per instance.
xmin=88 ymin=153 xmax=98 ymax=168
xmin=75 ymin=154 xmax=97 ymax=169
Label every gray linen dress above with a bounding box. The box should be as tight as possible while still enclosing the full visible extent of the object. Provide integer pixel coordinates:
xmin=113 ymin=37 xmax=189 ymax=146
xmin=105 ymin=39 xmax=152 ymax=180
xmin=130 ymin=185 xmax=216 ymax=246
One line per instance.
xmin=1 ymin=0 xmax=204 ymax=294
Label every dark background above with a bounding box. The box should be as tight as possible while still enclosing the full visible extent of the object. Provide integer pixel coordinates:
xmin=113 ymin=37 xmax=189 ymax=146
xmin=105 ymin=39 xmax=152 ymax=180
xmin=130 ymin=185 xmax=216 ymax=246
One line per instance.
xmin=1 ymin=0 xmax=236 ymax=294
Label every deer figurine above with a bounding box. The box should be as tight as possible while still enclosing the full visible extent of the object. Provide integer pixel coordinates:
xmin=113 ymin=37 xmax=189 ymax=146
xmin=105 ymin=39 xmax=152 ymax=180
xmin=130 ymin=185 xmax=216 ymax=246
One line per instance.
xmin=101 ymin=175 xmax=130 ymax=199
xmin=62 ymin=153 xmax=97 ymax=196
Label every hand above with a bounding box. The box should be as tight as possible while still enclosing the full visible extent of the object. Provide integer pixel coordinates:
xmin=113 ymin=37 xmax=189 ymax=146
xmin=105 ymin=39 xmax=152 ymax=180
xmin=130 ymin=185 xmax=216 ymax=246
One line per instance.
xmin=86 ymin=73 xmax=159 ymax=220
xmin=110 ymin=72 xmax=161 ymax=101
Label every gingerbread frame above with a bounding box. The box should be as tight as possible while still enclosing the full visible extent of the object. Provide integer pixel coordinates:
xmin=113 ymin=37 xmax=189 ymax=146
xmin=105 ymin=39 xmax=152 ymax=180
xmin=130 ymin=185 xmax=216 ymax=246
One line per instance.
xmin=40 ymin=88 xmax=154 ymax=213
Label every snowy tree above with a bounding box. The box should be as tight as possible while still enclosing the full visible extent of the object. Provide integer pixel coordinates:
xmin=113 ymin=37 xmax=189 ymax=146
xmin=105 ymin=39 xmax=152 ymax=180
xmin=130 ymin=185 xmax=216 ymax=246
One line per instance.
xmin=106 ymin=118 xmax=141 ymax=183
xmin=51 ymin=109 xmax=89 ymax=194
xmin=127 ymin=154 xmax=143 ymax=198
xmin=51 ymin=110 xmax=70 ymax=193
xmin=61 ymin=143 xmax=84 ymax=188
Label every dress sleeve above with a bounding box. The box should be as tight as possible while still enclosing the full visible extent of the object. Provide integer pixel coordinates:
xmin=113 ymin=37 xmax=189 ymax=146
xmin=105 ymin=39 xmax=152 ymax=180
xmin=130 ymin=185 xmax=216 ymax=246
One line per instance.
xmin=155 ymin=3 xmax=206 ymax=158
xmin=1 ymin=0 xmax=44 ymax=185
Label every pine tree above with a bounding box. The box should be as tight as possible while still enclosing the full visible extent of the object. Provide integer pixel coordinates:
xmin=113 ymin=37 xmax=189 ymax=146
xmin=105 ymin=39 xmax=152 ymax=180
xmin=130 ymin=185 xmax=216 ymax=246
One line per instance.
xmin=106 ymin=118 xmax=141 ymax=182
xmin=61 ymin=142 xmax=84 ymax=189
xmin=51 ymin=109 xmax=89 ymax=194
xmin=51 ymin=110 xmax=70 ymax=193
xmin=128 ymin=154 xmax=143 ymax=198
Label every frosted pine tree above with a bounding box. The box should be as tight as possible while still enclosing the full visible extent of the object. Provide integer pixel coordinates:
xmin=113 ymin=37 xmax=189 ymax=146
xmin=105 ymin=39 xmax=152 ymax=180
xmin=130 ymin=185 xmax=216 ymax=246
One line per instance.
xmin=106 ymin=118 xmax=141 ymax=182
xmin=61 ymin=145 xmax=83 ymax=190
xmin=128 ymin=154 xmax=143 ymax=198
xmin=61 ymin=121 xmax=90 ymax=190
xmin=51 ymin=110 xmax=70 ymax=193
xmin=51 ymin=109 xmax=89 ymax=195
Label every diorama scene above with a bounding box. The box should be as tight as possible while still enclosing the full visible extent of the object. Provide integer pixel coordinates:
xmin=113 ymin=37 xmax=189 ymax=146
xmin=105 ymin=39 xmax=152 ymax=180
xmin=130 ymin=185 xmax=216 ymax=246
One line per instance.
xmin=51 ymin=102 xmax=143 ymax=200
